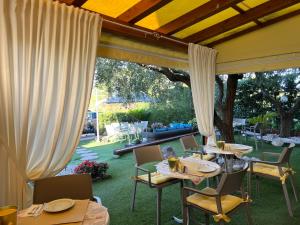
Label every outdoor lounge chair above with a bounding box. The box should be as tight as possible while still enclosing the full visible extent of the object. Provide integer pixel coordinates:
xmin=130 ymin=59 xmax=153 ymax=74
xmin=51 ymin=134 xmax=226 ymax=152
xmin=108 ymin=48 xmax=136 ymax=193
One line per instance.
xmin=180 ymin=135 xmax=215 ymax=161
xmin=33 ymin=174 xmax=101 ymax=204
xmin=248 ymin=143 xmax=298 ymax=217
xmin=131 ymin=145 xmax=183 ymax=225
xmin=182 ymin=163 xmax=252 ymax=225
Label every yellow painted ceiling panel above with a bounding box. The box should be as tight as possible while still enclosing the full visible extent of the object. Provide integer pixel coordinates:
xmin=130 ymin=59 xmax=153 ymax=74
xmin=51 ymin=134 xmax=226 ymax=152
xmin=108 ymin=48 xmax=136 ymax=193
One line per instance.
xmin=173 ymin=8 xmax=239 ymax=39
xmin=82 ymin=0 xmax=141 ymax=18
xmin=135 ymin=0 xmax=209 ymax=30
xmin=237 ymin=0 xmax=269 ymax=11
xmin=200 ymin=22 xmax=257 ymax=45
xmin=258 ymin=3 xmax=300 ymax=22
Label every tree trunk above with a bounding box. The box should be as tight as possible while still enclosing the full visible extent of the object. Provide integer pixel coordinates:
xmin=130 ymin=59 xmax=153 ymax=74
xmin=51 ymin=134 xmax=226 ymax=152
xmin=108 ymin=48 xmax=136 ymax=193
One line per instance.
xmin=214 ymin=74 xmax=242 ymax=143
xmin=280 ymin=112 xmax=293 ymax=137
xmin=214 ymin=112 xmax=234 ymax=142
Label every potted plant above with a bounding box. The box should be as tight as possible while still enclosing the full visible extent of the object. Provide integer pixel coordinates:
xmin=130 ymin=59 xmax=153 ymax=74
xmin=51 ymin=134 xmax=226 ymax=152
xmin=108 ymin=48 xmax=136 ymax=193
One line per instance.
xmin=74 ymin=160 xmax=110 ymax=181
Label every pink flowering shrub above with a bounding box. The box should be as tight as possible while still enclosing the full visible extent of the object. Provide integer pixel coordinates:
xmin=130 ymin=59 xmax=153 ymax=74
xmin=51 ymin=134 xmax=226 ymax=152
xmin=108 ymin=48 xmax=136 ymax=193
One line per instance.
xmin=74 ymin=160 xmax=109 ymax=180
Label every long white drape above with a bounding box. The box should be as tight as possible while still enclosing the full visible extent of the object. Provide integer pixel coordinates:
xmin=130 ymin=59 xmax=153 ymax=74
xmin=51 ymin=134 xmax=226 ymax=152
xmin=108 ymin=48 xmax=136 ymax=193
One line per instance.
xmin=188 ymin=43 xmax=217 ymax=145
xmin=0 ymin=0 xmax=101 ymax=208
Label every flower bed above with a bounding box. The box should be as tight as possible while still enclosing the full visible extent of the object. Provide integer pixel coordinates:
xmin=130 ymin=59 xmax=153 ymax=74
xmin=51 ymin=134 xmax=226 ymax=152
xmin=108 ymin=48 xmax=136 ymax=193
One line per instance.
xmin=74 ymin=160 xmax=110 ymax=181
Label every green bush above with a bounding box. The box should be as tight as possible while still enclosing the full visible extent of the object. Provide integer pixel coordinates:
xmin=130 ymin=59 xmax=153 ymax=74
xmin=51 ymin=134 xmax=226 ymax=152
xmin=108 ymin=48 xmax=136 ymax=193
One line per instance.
xmin=294 ymin=121 xmax=300 ymax=132
xmin=248 ymin=112 xmax=278 ymax=129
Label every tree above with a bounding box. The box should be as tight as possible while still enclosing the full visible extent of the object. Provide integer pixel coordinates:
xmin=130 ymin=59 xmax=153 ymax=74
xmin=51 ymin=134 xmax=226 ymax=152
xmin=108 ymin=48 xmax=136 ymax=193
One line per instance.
xmin=214 ymin=74 xmax=243 ymax=142
xmin=256 ymin=69 xmax=300 ymax=137
xmin=94 ymin=58 xmax=194 ymax=123
xmin=142 ymin=65 xmax=242 ymax=142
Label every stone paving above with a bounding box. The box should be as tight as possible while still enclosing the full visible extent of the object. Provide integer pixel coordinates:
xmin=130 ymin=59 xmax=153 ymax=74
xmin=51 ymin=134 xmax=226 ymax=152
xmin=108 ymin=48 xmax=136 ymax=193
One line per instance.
xmin=57 ymin=146 xmax=100 ymax=176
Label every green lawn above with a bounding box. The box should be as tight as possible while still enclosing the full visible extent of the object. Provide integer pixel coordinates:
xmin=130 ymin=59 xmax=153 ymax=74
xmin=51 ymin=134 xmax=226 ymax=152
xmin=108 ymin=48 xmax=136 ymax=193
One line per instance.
xmin=75 ymin=135 xmax=300 ymax=225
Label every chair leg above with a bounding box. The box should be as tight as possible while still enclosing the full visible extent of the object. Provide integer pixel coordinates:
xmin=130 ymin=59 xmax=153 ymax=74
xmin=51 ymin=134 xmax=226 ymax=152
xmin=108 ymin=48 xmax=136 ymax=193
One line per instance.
xmin=245 ymin=203 xmax=253 ymax=225
xmin=183 ymin=204 xmax=188 ymax=225
xmin=156 ymin=188 xmax=162 ymax=225
xmin=247 ymin=172 xmax=252 ymax=199
xmin=131 ymin=180 xmax=138 ymax=211
xmin=289 ymin=175 xmax=299 ymax=202
xmin=282 ymin=183 xmax=293 ymax=217
xmin=255 ymin=176 xmax=260 ymax=198
xmin=205 ymin=213 xmax=209 ymax=225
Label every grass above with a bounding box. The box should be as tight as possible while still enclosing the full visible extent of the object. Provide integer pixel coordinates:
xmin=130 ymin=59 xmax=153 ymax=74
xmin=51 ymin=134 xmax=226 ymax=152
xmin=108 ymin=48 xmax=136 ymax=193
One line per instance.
xmin=74 ymin=135 xmax=300 ymax=225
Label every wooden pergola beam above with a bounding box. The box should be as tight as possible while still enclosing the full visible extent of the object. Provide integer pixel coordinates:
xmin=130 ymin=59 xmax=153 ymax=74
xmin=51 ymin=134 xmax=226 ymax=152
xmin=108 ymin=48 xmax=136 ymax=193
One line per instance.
xmin=58 ymin=0 xmax=87 ymax=7
xmin=207 ymin=9 xmax=300 ymax=47
xmin=117 ymin=0 xmax=172 ymax=24
xmin=184 ymin=0 xmax=300 ymax=43
xmin=156 ymin=0 xmax=243 ymax=35
xmin=101 ymin=16 xmax=188 ymax=53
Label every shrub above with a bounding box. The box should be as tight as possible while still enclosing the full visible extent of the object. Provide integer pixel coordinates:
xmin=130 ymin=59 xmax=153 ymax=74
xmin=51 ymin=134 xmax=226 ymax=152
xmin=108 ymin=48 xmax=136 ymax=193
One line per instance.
xmin=74 ymin=160 xmax=110 ymax=181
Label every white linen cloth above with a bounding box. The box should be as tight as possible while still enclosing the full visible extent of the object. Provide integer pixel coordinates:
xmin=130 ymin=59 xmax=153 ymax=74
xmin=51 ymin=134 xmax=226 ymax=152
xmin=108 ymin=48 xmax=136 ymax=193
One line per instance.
xmin=188 ymin=43 xmax=217 ymax=146
xmin=0 ymin=0 xmax=101 ymax=208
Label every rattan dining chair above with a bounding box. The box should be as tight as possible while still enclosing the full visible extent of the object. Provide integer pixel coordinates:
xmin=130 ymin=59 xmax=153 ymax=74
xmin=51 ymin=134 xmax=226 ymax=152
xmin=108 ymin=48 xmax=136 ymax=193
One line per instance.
xmin=182 ymin=163 xmax=252 ymax=225
xmin=248 ymin=143 xmax=298 ymax=217
xmin=180 ymin=135 xmax=215 ymax=161
xmin=33 ymin=174 xmax=100 ymax=204
xmin=131 ymin=145 xmax=183 ymax=225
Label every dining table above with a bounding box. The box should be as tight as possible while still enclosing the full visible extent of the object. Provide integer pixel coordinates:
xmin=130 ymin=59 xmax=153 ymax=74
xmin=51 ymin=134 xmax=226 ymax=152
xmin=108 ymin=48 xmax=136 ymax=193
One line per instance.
xmin=204 ymin=143 xmax=253 ymax=172
xmin=18 ymin=200 xmax=109 ymax=225
xmin=156 ymin=155 xmax=222 ymax=224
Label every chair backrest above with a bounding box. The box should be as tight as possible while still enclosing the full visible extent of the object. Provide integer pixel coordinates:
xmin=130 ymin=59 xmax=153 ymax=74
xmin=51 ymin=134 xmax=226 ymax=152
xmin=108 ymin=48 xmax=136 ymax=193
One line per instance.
xmin=105 ymin=124 xmax=115 ymax=136
xmin=217 ymin=163 xmax=248 ymax=195
xmin=278 ymin=143 xmax=295 ymax=164
xmin=33 ymin=174 xmax=93 ymax=204
xmin=133 ymin=145 xmax=163 ymax=166
xmin=141 ymin=121 xmax=148 ymax=130
xmin=180 ymin=135 xmax=199 ymax=151
xmin=233 ymin=118 xmax=246 ymax=126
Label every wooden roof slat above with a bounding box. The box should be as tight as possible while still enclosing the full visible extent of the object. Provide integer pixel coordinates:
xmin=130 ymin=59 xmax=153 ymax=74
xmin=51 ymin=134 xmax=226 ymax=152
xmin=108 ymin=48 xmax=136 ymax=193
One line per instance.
xmin=231 ymin=5 xmax=263 ymax=26
xmin=156 ymin=0 xmax=244 ymax=35
xmin=184 ymin=0 xmax=300 ymax=43
xmin=117 ymin=0 xmax=172 ymax=24
xmin=207 ymin=9 xmax=300 ymax=47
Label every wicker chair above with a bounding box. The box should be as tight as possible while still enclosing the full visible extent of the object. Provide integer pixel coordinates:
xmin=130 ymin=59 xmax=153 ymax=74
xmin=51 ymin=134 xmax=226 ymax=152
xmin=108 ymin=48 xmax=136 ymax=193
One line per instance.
xmin=248 ymin=143 xmax=298 ymax=217
xmin=33 ymin=174 xmax=101 ymax=204
xmin=182 ymin=163 xmax=252 ymax=225
xmin=131 ymin=145 xmax=182 ymax=225
xmin=180 ymin=135 xmax=215 ymax=161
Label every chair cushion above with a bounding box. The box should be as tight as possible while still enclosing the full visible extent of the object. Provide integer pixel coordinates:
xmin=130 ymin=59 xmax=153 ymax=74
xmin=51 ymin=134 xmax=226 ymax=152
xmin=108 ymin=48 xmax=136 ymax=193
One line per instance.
xmin=250 ymin=163 xmax=288 ymax=177
xmin=137 ymin=172 xmax=173 ymax=184
xmin=186 ymin=187 xmax=243 ymax=214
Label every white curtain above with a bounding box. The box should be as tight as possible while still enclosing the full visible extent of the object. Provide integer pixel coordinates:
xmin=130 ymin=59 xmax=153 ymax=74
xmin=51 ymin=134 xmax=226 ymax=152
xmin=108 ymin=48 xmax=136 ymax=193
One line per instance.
xmin=188 ymin=43 xmax=218 ymax=146
xmin=0 ymin=0 xmax=102 ymax=208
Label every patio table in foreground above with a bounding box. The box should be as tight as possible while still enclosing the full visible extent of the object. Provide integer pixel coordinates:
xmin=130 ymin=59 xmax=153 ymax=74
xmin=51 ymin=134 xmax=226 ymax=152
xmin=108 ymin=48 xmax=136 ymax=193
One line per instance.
xmin=18 ymin=200 xmax=109 ymax=225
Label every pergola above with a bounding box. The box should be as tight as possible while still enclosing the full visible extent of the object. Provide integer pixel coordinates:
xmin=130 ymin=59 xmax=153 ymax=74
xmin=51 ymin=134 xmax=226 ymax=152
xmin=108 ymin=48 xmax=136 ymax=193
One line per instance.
xmin=59 ymin=0 xmax=300 ymax=73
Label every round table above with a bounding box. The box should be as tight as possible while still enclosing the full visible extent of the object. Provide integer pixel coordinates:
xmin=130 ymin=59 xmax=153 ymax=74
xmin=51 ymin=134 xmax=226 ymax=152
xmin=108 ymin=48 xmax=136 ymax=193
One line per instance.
xmin=18 ymin=200 xmax=109 ymax=225
xmin=204 ymin=144 xmax=253 ymax=172
xmin=156 ymin=156 xmax=221 ymax=185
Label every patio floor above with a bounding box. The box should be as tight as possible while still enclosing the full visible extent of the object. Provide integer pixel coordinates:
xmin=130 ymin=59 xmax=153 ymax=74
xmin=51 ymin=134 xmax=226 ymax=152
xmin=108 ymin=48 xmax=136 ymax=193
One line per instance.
xmin=73 ymin=135 xmax=300 ymax=225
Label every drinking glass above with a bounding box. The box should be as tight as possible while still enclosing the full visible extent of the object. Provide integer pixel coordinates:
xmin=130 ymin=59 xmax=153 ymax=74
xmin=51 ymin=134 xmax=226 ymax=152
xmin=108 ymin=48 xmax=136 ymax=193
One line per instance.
xmin=168 ymin=157 xmax=179 ymax=172
xmin=217 ymin=141 xmax=225 ymax=150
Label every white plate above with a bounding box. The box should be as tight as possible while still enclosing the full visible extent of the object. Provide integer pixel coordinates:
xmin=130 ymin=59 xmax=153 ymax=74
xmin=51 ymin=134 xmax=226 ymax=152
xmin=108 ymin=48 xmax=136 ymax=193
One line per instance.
xmin=44 ymin=198 xmax=75 ymax=213
xmin=198 ymin=164 xmax=217 ymax=173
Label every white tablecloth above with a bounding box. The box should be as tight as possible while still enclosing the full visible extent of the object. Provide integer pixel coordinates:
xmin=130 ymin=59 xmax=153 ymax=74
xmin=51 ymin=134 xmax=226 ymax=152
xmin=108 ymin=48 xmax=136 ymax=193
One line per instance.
xmin=156 ymin=156 xmax=221 ymax=184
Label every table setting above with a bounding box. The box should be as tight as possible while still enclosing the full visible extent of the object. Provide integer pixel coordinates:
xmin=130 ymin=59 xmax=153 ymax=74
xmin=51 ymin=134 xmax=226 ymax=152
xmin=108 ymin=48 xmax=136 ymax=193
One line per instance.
xmin=0 ymin=198 xmax=109 ymax=225
xmin=156 ymin=155 xmax=221 ymax=185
